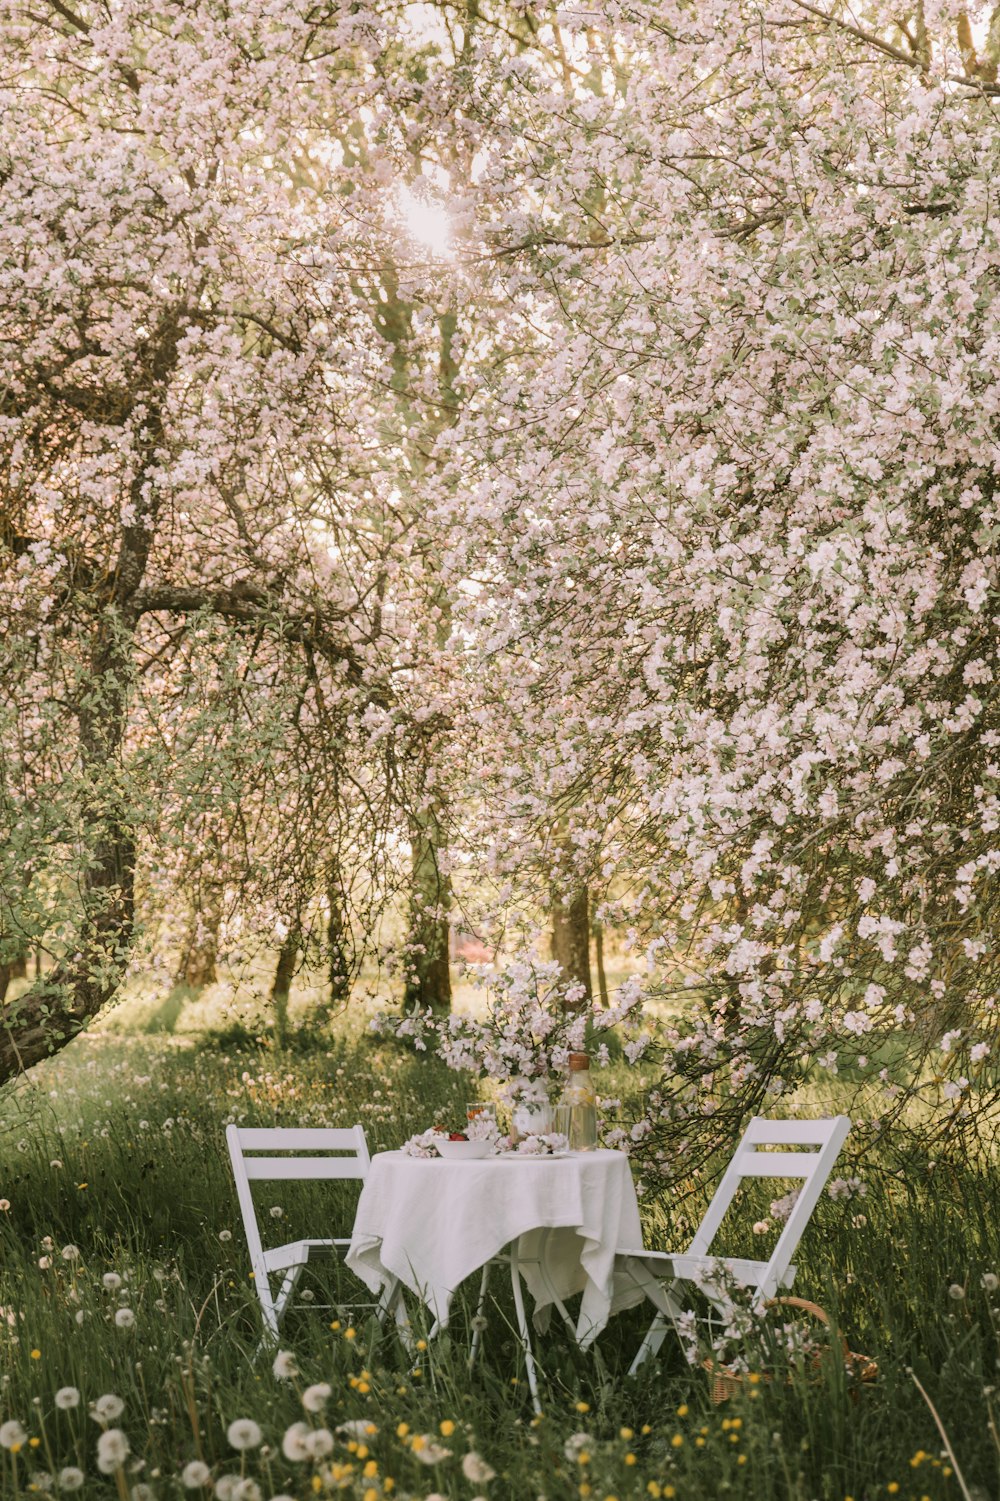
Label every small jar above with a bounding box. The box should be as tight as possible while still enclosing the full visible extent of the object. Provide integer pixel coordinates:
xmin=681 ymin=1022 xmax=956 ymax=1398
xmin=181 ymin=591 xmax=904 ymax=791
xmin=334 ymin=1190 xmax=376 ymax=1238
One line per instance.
xmin=557 ymin=1052 xmax=598 ymax=1152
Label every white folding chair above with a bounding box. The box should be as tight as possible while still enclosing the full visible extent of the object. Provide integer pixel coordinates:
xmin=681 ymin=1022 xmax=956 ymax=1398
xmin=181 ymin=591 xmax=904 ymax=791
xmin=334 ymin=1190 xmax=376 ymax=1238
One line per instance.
xmin=618 ymin=1115 xmax=851 ymax=1373
xmin=226 ymin=1125 xmax=398 ymax=1345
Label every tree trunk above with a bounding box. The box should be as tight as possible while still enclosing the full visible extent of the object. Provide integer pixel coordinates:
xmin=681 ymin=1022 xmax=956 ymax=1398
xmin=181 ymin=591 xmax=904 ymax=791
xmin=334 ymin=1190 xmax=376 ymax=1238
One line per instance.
xmin=271 ymin=929 xmax=298 ymax=1049
xmin=593 ymin=918 xmax=610 ymax=1008
xmin=327 ymin=873 xmax=351 ymax=1007
xmin=403 ymin=808 xmax=452 ymax=1012
xmin=0 ymin=946 xmax=28 ymax=1006
xmin=551 ymin=883 xmax=593 ymax=1003
xmin=0 ymin=377 xmax=172 ymax=1084
xmin=174 ymin=886 xmax=223 ymax=990
xmin=0 ymin=610 xmax=138 ymax=1081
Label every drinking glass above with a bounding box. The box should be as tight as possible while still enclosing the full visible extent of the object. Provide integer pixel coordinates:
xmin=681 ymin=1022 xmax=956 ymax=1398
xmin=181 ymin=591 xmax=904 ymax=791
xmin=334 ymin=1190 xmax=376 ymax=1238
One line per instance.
xmin=466 ymin=1101 xmax=497 ymax=1124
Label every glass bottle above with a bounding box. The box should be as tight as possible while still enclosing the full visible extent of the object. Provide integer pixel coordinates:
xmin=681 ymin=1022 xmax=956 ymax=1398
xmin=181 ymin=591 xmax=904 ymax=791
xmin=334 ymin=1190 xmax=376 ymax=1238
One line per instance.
xmin=558 ymin=1052 xmax=598 ymax=1152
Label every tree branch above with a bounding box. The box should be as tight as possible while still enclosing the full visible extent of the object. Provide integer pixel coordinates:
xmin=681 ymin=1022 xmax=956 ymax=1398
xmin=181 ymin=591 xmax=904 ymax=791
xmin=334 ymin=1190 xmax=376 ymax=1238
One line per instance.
xmin=131 ymin=584 xmax=370 ymax=688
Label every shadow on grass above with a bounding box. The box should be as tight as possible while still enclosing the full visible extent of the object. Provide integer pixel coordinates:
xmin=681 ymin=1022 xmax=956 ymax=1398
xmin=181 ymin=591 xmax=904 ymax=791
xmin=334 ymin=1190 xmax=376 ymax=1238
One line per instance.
xmin=139 ymin=982 xmax=198 ymax=1034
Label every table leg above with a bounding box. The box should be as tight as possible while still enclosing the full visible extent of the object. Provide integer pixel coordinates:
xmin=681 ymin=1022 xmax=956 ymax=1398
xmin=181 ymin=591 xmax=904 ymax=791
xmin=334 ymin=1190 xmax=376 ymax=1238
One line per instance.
xmin=508 ymin=1243 xmax=543 ymax=1416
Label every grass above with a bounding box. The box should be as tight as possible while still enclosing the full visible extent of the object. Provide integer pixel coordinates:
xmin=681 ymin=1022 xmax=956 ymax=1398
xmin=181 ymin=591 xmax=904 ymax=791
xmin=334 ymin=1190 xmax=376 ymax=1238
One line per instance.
xmin=0 ymin=1024 xmax=998 ymax=1501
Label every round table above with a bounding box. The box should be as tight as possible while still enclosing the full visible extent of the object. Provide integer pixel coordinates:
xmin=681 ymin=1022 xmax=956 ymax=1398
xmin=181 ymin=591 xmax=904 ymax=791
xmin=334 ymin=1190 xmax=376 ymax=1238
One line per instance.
xmin=345 ymin=1148 xmax=644 ymax=1348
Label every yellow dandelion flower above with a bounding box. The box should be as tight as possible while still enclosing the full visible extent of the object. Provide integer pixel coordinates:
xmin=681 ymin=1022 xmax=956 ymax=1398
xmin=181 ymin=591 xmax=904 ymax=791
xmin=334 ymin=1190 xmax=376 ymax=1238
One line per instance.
xmin=676 ymin=1404 xmax=688 ymax=1417
xmin=30 ymin=1350 xmax=41 ymax=1361
xmin=625 ymin=1453 xmax=637 ymax=1466
xmin=620 ymin=1426 xmax=634 ymax=1440
xmin=439 ymin=1420 xmax=455 ymax=1437
xmin=344 ymin=1326 xmax=357 ymax=1341
xmin=575 ymin=1401 xmax=590 ymax=1413
xmin=396 ymin=1423 xmax=409 ymax=1439
xmin=671 ymin=1435 xmax=683 ymax=1449
xmin=363 ymin=1460 xmax=378 ymax=1478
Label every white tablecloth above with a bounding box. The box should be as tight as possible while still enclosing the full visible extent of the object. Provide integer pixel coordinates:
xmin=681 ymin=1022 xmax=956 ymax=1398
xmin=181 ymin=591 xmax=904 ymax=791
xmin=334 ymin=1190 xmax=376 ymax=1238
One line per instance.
xmin=345 ymin=1149 xmax=644 ymax=1346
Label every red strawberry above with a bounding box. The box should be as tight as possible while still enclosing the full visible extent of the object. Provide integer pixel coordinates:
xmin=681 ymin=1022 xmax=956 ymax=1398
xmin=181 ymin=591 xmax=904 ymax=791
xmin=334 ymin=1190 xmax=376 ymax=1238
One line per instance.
xmin=448 ymin=1131 xmax=466 ymax=1141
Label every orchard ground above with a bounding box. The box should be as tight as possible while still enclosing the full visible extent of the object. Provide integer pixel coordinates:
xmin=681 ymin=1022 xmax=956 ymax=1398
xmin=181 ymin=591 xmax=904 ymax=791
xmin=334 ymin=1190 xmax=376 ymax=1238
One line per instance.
xmin=0 ymin=1004 xmax=997 ymax=1501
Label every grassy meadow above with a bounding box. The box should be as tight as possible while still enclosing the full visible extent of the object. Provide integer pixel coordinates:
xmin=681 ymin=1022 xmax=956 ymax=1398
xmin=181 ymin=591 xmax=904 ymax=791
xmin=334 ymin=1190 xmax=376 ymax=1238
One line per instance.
xmin=0 ymin=1013 xmax=998 ymax=1501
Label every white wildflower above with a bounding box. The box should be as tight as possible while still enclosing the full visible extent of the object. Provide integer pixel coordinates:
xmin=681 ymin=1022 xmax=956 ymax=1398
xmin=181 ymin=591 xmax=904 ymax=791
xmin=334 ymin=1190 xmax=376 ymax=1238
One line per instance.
xmin=462 ymin=1452 xmax=497 ymax=1483
xmin=563 ymin=1433 xmax=594 ymax=1461
xmin=303 ymin=1428 xmax=333 ymax=1459
xmin=96 ymin=1428 xmax=130 ymax=1473
xmin=226 ymin=1418 xmax=262 ymax=1452
xmin=982 ymin=1272 xmax=999 ymax=1292
xmin=91 ymin=1394 xmax=125 ymax=1423
xmin=334 ymin=1421 xmax=377 ymax=1441
xmin=115 ymin=1307 xmax=136 ymax=1329
xmin=55 ymin=1387 xmax=80 ymax=1410
xmin=412 ymin=1436 xmax=452 ymax=1465
xmin=271 ymin=1350 xmax=298 ymax=1381
xmin=214 ymin=1475 xmax=240 ymax=1501
xmin=61 ymin=1245 xmax=80 ymax=1262
xmin=181 ymin=1459 xmax=212 ymax=1488
xmin=301 ymin=1383 xmax=332 ymax=1414
xmin=0 ymin=1420 xmax=27 ymax=1449
xmin=103 ymin=1273 xmax=123 ymax=1291
xmin=58 ymin=1466 xmax=85 ymax=1491
xmin=281 ymin=1422 xmax=310 ymax=1461
xmin=949 ymin=1283 xmax=966 ymax=1300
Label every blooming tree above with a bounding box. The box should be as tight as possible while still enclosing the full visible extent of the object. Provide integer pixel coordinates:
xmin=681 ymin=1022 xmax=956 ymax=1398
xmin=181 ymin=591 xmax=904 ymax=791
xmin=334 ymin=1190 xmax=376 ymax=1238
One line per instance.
xmin=441 ymin=0 xmax=1000 ymax=1158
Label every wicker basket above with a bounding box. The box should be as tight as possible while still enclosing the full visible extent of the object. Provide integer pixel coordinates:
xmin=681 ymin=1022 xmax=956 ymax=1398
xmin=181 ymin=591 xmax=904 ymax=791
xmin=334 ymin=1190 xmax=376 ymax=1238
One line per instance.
xmin=703 ymin=1296 xmax=878 ymax=1403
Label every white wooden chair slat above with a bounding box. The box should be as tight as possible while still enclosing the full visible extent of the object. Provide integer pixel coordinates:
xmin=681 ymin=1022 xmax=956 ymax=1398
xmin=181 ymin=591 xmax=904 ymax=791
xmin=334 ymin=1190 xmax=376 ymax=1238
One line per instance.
xmin=227 ymin=1123 xmax=393 ymax=1347
xmin=740 ymin=1119 xmax=839 ymax=1145
xmin=734 ymin=1150 xmax=829 ymax=1178
xmin=244 ymin=1160 xmax=369 ymax=1181
xmin=619 ymin=1114 xmax=850 ymax=1373
xmin=619 ymin=1252 xmax=798 ymax=1289
xmin=233 ymin=1128 xmax=367 ymax=1151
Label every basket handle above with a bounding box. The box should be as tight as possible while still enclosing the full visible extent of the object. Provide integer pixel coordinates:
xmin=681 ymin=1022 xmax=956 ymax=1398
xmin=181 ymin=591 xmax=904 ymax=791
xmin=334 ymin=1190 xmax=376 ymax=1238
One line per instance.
xmin=764 ymin=1297 xmax=851 ymax=1362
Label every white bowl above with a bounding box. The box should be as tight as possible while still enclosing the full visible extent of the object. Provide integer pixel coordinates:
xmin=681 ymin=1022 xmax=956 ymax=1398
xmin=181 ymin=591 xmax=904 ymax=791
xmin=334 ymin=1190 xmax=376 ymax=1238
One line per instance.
xmin=434 ymin=1137 xmax=492 ymax=1161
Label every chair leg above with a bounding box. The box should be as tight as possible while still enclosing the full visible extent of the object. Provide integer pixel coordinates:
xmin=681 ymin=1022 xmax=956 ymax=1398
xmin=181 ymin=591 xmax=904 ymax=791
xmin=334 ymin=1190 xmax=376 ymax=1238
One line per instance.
xmin=621 ymin=1261 xmax=687 ymax=1376
xmin=508 ymin=1245 xmax=543 ymax=1416
xmin=273 ymin=1264 xmax=304 ymax=1328
xmin=252 ymin=1274 xmax=282 ymax=1359
xmin=469 ymin=1261 xmax=491 ymax=1369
